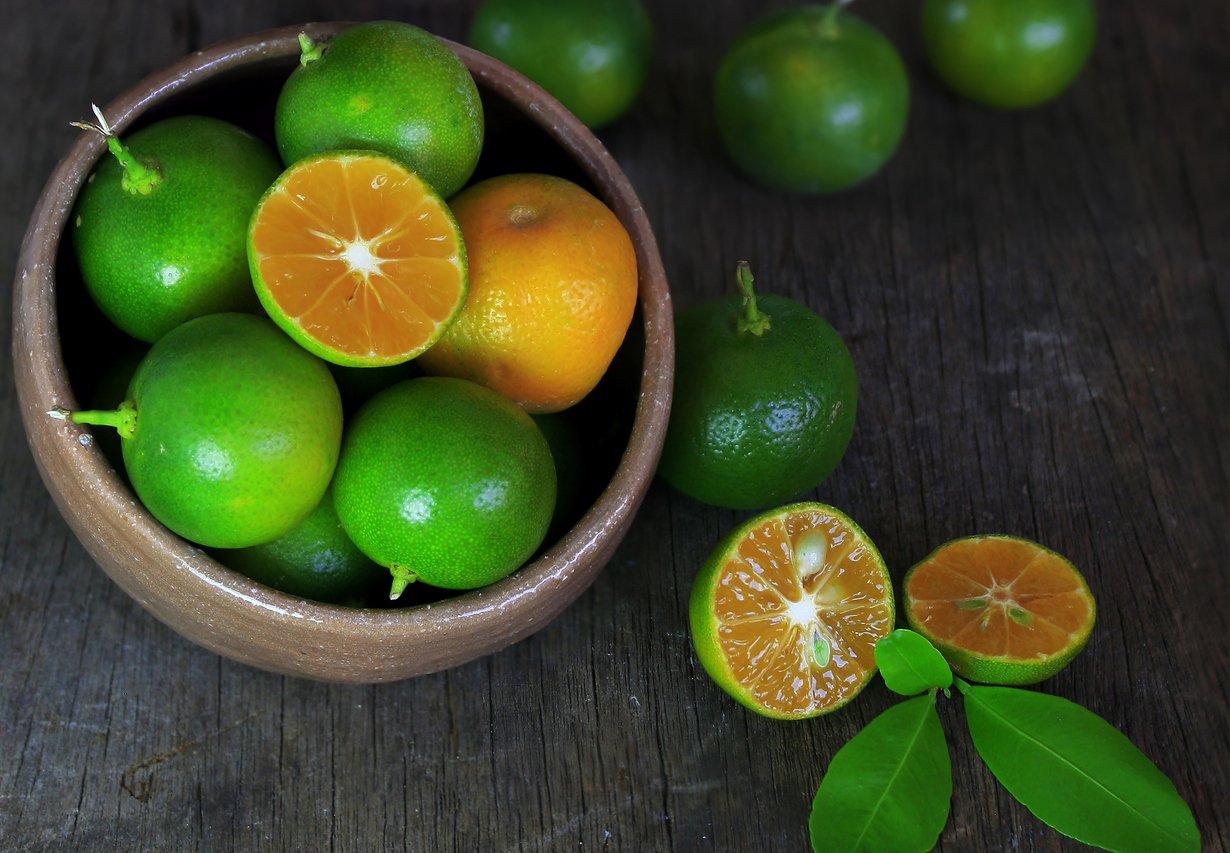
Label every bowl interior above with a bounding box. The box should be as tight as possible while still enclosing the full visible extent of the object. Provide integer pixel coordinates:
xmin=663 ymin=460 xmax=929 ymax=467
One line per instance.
xmin=18 ymin=25 xmax=672 ymax=681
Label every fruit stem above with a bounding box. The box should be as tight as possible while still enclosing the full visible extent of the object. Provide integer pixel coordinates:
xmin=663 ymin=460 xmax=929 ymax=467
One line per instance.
xmin=735 ymin=261 xmax=772 ymax=336
xmin=298 ymin=32 xmax=324 ymax=67
xmin=62 ymin=400 xmax=138 ymax=440
xmin=388 ymin=565 xmax=419 ymax=601
xmin=70 ymin=103 xmax=161 ymax=196
xmin=820 ymin=0 xmax=855 ymax=34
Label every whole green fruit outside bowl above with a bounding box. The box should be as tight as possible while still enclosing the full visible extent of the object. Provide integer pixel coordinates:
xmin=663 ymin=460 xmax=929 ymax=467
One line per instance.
xmin=714 ymin=2 xmax=910 ymax=194
xmin=12 ymin=23 xmax=673 ymax=682
xmin=469 ymin=0 xmax=653 ymax=129
xmin=921 ymin=0 xmax=1097 ymax=109
xmin=659 ymin=263 xmax=857 ymax=510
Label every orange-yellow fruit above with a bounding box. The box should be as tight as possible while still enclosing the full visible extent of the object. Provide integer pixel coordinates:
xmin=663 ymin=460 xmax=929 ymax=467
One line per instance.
xmin=418 ymin=173 xmax=638 ymax=413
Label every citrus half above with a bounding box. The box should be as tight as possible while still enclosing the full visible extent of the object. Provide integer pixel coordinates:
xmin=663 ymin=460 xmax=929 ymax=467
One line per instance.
xmin=690 ymin=503 xmax=894 ymax=719
xmin=248 ymin=151 xmax=467 ymax=367
xmin=904 ymin=535 xmax=1096 ymax=685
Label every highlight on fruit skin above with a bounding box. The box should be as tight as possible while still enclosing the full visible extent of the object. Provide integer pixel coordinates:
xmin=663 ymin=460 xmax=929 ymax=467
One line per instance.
xmin=689 ymin=502 xmax=894 ymax=719
xmin=247 ymin=150 xmax=468 ymax=368
xmin=903 ymin=535 xmax=1096 ymax=685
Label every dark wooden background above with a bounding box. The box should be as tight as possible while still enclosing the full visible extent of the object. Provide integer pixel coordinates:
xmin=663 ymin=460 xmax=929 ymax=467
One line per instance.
xmin=3 ymin=1 xmax=1227 ymax=850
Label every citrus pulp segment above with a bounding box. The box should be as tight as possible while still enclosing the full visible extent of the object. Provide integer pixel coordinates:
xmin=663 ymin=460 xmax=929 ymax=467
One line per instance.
xmin=690 ymin=503 xmax=894 ymax=719
xmin=904 ymin=535 xmax=1096 ymax=685
xmin=248 ymin=151 xmax=467 ymax=367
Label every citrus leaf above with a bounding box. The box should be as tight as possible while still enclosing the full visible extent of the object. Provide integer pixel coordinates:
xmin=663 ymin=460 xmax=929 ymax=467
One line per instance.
xmin=810 ymin=693 xmax=951 ymax=852
xmin=874 ymin=629 xmax=953 ymax=695
xmin=958 ymin=681 xmax=1200 ymax=853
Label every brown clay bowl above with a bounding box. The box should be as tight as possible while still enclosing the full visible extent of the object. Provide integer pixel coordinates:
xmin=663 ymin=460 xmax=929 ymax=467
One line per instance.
xmin=12 ymin=23 xmax=673 ymax=682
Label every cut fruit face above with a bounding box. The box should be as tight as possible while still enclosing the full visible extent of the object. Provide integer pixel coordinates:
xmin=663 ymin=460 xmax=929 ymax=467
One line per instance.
xmin=690 ymin=503 xmax=894 ymax=719
xmin=904 ymin=535 xmax=1096 ymax=685
xmin=248 ymin=151 xmax=467 ymax=367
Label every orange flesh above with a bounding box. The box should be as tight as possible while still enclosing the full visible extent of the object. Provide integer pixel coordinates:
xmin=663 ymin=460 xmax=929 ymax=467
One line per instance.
xmin=712 ymin=509 xmax=893 ymax=716
xmin=907 ymin=538 xmax=1094 ymax=659
xmin=250 ymin=154 xmax=465 ymax=361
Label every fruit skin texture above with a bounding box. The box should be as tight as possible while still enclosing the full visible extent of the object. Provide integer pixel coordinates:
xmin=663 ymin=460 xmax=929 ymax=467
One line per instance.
xmin=275 ymin=21 xmax=484 ymax=199
xmin=220 ymin=488 xmax=378 ymax=605
xmin=659 ymin=286 xmax=857 ymax=510
xmin=922 ymin=0 xmax=1096 ymax=109
xmin=333 ymin=377 xmax=556 ymax=591
xmin=689 ymin=502 xmax=892 ymax=720
xmin=714 ymin=5 xmax=909 ymax=193
xmin=72 ymin=115 xmax=281 ymax=342
xmin=417 ymin=174 xmax=638 ymax=414
xmin=904 ymin=535 xmax=1097 ymax=685
xmin=120 ymin=313 xmax=343 ymax=549
xmin=469 ymin=0 xmax=653 ymax=128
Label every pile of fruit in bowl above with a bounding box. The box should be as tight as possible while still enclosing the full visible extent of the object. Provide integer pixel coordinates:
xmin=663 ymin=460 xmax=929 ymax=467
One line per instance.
xmin=15 ymin=20 xmax=672 ymax=680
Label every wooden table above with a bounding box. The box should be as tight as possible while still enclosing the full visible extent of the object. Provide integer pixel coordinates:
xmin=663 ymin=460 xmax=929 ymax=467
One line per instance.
xmin=3 ymin=1 xmax=1226 ymax=850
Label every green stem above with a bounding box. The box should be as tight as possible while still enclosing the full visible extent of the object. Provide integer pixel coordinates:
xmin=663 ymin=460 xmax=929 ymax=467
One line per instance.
xmin=298 ymin=32 xmax=324 ymax=66
xmin=70 ymin=104 xmax=161 ymax=195
xmin=106 ymin=137 xmax=161 ymax=195
xmin=388 ymin=565 xmax=419 ymax=601
xmin=735 ymin=261 xmax=772 ymax=336
xmin=69 ymin=400 xmax=138 ymax=440
xmin=820 ymin=0 xmax=855 ymax=34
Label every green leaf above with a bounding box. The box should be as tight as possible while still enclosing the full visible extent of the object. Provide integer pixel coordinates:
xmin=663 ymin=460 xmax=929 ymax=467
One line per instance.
xmin=874 ymin=629 xmax=953 ymax=696
xmin=958 ymin=681 xmax=1200 ymax=853
xmin=810 ymin=693 xmax=952 ymax=852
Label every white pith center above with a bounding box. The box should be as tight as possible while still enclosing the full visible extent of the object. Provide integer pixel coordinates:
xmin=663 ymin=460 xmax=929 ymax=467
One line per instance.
xmin=785 ymin=596 xmax=818 ymax=626
xmin=341 ymin=238 xmax=383 ymax=277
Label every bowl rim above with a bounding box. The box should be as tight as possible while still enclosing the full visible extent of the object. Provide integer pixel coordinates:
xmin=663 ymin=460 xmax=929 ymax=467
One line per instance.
xmin=11 ymin=22 xmax=673 ymax=682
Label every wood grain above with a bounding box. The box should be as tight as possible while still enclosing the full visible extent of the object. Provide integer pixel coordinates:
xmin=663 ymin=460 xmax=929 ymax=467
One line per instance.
xmin=2 ymin=1 xmax=1226 ymax=850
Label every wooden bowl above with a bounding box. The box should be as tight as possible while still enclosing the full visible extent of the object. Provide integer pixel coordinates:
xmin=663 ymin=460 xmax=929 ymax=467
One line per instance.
xmin=11 ymin=23 xmax=673 ymax=682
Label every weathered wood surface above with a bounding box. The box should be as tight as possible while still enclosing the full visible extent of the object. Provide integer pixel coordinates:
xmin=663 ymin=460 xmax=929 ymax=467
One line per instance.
xmin=2 ymin=1 xmax=1226 ymax=850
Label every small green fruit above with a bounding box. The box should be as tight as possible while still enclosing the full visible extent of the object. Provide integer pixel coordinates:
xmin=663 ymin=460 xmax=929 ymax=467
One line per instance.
xmin=333 ymin=377 xmax=556 ymax=594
